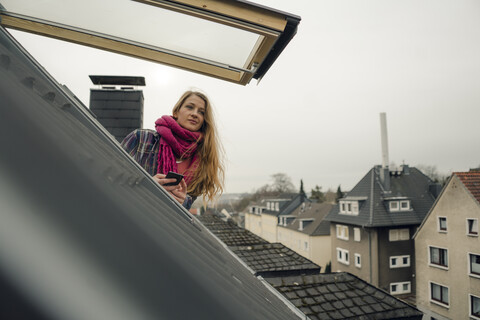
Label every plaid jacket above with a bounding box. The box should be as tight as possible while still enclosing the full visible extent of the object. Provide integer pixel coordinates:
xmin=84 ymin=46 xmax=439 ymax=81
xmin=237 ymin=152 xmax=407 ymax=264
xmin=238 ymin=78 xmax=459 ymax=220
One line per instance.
xmin=121 ymin=129 xmax=195 ymax=209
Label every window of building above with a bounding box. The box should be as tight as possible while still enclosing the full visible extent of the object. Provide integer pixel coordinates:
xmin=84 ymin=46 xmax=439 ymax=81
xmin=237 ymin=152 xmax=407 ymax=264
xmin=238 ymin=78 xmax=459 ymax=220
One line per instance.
xmin=275 ymin=202 xmax=280 ymax=211
xmin=354 ymin=228 xmax=361 ymax=242
xmin=390 ymin=255 xmax=410 ymax=268
xmin=354 ymin=253 xmax=361 ymax=268
xmin=430 ymin=282 xmax=449 ymax=307
xmin=468 ymin=219 xmax=479 ymax=236
xmin=337 ymin=248 xmax=349 ymax=265
xmin=389 ymin=228 xmax=410 ymax=241
xmin=390 ymin=282 xmax=411 ymax=295
xmin=438 ymin=217 xmax=447 ymax=232
xmin=471 ymin=295 xmax=480 ymax=319
xmin=336 ymin=225 xmax=349 ymax=240
xmin=429 ymin=247 xmax=448 ymax=269
xmin=304 ymin=241 xmax=309 ymax=251
xmin=339 ymin=201 xmax=359 ymax=215
xmin=470 ymin=253 xmax=480 ymax=277
xmin=389 ymin=200 xmax=411 ymax=212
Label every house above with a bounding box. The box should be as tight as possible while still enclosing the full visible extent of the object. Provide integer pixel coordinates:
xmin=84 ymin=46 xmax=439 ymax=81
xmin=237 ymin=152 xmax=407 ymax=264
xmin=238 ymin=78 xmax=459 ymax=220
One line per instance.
xmin=244 ymin=193 xmax=297 ymax=242
xmin=414 ymin=170 xmax=480 ymax=319
xmin=277 ymin=202 xmax=333 ymax=271
xmin=324 ymin=164 xmax=441 ymax=300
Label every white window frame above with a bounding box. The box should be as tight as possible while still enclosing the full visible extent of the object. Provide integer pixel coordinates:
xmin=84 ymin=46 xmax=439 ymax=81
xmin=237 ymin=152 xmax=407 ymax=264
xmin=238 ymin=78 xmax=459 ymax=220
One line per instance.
xmin=468 ymin=218 xmax=479 ymax=236
xmin=430 ymin=281 xmax=449 ymax=308
xmin=389 ymin=228 xmax=410 ymax=241
xmin=469 ymin=252 xmax=480 ymax=279
xmin=304 ymin=241 xmax=309 ymax=251
xmin=470 ymin=294 xmax=480 ymax=320
xmin=354 ymin=253 xmax=361 ymax=268
xmin=389 ymin=200 xmax=411 ymax=212
xmin=336 ymin=247 xmax=349 ymax=265
xmin=389 ymin=201 xmax=399 ymax=211
xmin=400 ymin=200 xmax=410 ymax=210
xmin=354 ymin=227 xmax=361 ymax=242
xmin=336 ymin=225 xmax=349 ymax=241
xmin=438 ymin=216 xmax=447 ymax=232
xmin=339 ymin=200 xmax=359 ymax=215
xmin=390 ymin=255 xmax=410 ymax=268
xmin=429 ymin=246 xmax=449 ymax=270
xmin=390 ymin=281 xmax=411 ymax=295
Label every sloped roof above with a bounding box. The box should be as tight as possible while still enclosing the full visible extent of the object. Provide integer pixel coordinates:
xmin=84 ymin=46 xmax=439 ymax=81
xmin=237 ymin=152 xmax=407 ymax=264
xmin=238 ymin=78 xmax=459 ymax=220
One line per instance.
xmin=197 ymin=214 xmax=267 ymax=247
xmin=265 ymin=272 xmax=423 ymax=320
xmin=325 ymin=166 xmax=439 ymax=227
xmin=280 ymin=202 xmax=332 ymax=236
xmin=455 ymin=170 xmax=480 ymax=204
xmin=0 ymin=26 xmax=299 ymax=320
xmin=230 ymin=243 xmax=321 ymax=277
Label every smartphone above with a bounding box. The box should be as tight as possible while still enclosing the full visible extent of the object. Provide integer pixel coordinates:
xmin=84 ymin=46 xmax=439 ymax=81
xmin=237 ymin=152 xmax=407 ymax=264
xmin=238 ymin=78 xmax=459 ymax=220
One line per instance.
xmin=164 ymin=171 xmax=184 ymax=186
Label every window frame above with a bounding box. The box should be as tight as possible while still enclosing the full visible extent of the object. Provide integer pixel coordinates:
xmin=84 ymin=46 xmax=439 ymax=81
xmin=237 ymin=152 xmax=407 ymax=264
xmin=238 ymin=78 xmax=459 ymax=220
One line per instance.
xmin=470 ymin=294 xmax=480 ymax=320
xmin=389 ymin=228 xmax=410 ymax=241
xmin=0 ymin=0 xmax=300 ymax=85
xmin=430 ymin=281 xmax=449 ymax=308
xmin=354 ymin=253 xmax=361 ymax=268
xmin=353 ymin=227 xmax=361 ymax=242
xmin=429 ymin=246 xmax=448 ymax=270
xmin=389 ymin=255 xmax=410 ymax=268
xmin=336 ymin=247 xmax=349 ymax=265
xmin=469 ymin=253 xmax=480 ymax=278
xmin=390 ymin=281 xmax=411 ymax=295
xmin=336 ymin=224 xmax=349 ymax=241
xmin=468 ymin=218 xmax=479 ymax=236
xmin=438 ymin=216 xmax=447 ymax=232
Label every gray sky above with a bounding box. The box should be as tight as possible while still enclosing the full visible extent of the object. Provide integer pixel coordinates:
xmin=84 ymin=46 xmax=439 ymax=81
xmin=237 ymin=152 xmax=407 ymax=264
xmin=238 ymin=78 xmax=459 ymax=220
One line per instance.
xmin=10 ymin=0 xmax=480 ymax=194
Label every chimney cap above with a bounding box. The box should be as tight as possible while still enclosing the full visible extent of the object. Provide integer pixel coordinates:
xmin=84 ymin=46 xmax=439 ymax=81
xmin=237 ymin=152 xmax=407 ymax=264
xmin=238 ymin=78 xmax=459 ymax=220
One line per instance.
xmin=89 ymin=75 xmax=146 ymax=86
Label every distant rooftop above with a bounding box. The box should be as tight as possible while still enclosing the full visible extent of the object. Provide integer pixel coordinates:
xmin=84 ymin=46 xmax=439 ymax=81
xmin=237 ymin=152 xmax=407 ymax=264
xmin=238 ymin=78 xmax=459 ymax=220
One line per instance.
xmin=89 ymin=75 xmax=146 ymax=86
xmin=454 ymin=169 xmax=480 ymax=203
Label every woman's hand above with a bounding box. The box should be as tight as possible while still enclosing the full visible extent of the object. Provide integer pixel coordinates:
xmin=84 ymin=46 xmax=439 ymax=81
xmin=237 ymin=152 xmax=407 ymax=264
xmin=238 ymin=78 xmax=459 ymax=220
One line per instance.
xmin=153 ymin=173 xmax=187 ymax=204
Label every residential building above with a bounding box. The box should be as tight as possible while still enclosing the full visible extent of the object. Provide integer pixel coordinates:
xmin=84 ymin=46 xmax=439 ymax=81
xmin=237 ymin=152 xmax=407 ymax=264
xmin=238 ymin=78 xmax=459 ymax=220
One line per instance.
xmin=414 ymin=170 xmax=480 ymax=319
xmin=325 ymin=164 xmax=440 ymax=300
xmin=244 ymin=194 xmax=296 ymax=242
xmin=277 ymin=202 xmax=333 ymax=271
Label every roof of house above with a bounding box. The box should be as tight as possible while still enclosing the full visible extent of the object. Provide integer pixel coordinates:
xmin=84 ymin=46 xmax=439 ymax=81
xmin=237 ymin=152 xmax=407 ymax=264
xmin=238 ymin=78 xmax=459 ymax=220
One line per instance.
xmin=325 ymin=165 xmax=439 ymax=227
xmin=230 ymin=243 xmax=321 ymax=277
xmin=0 ymin=25 xmax=300 ymax=320
xmin=197 ymin=214 xmax=267 ymax=246
xmin=265 ymin=272 xmax=423 ymax=320
xmin=279 ymin=202 xmax=332 ymax=236
xmin=454 ymin=170 xmax=480 ymax=204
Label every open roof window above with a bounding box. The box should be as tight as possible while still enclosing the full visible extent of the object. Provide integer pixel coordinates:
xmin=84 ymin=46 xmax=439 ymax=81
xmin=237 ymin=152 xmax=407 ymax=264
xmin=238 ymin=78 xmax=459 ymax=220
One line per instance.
xmin=0 ymin=0 xmax=300 ymax=85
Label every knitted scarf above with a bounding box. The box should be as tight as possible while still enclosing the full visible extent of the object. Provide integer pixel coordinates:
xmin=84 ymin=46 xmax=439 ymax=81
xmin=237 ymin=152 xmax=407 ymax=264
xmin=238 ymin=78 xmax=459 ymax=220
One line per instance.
xmin=155 ymin=115 xmax=203 ymax=185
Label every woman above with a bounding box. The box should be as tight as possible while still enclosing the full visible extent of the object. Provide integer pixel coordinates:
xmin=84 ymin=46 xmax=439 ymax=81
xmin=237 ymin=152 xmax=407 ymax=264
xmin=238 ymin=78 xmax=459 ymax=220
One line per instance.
xmin=121 ymin=90 xmax=224 ymax=209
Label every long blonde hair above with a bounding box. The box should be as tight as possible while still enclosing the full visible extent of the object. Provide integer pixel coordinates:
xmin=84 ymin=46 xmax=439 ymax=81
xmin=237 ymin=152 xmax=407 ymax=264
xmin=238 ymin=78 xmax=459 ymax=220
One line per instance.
xmin=172 ymin=90 xmax=225 ymax=202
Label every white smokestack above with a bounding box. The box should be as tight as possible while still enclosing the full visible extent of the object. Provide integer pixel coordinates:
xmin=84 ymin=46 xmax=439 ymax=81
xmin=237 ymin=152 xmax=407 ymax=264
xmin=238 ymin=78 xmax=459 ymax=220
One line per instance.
xmin=380 ymin=113 xmax=389 ymax=169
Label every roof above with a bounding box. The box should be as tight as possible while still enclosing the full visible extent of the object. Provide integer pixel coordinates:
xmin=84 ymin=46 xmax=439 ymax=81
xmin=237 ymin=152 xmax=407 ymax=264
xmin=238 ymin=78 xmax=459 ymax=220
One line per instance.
xmin=197 ymin=214 xmax=267 ymax=247
xmin=230 ymin=243 xmax=321 ymax=277
xmin=265 ymin=272 xmax=423 ymax=320
xmin=454 ymin=170 xmax=480 ymax=204
xmin=325 ymin=165 xmax=439 ymax=227
xmin=0 ymin=25 xmax=299 ymax=320
xmin=279 ymin=202 xmax=332 ymax=236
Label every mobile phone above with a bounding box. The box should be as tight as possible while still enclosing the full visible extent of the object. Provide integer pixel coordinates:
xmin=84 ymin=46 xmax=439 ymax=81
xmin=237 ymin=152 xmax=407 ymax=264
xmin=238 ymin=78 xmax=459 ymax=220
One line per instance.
xmin=164 ymin=171 xmax=184 ymax=186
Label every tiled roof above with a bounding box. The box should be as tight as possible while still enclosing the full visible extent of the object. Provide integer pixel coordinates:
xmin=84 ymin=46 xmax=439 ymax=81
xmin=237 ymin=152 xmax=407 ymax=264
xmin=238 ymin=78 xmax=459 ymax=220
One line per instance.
xmin=197 ymin=213 xmax=268 ymax=246
xmin=325 ymin=166 xmax=439 ymax=227
xmin=230 ymin=243 xmax=321 ymax=277
xmin=281 ymin=202 xmax=332 ymax=236
xmin=455 ymin=170 xmax=480 ymax=204
xmin=266 ymin=273 xmax=423 ymax=320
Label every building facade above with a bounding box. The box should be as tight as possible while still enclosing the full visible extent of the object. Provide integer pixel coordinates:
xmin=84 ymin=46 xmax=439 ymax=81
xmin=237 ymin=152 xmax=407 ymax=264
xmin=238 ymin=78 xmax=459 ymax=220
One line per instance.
xmin=415 ymin=170 xmax=480 ymax=319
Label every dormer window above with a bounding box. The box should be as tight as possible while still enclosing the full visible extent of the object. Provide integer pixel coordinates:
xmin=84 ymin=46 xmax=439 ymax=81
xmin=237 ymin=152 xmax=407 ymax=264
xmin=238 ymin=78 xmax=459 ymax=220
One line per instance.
xmin=388 ymin=199 xmax=411 ymax=212
xmin=299 ymin=219 xmax=313 ymax=231
xmin=339 ymin=200 xmax=359 ymax=215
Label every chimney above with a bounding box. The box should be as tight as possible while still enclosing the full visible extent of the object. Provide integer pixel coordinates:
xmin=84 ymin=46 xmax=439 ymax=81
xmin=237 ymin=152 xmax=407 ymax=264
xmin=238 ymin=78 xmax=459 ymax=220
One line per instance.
xmin=89 ymin=75 xmax=145 ymax=143
xmin=379 ymin=113 xmax=390 ymax=191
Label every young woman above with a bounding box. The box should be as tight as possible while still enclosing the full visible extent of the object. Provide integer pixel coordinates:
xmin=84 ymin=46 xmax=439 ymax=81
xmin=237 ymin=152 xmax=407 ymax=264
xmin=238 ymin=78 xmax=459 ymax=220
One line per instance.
xmin=121 ymin=90 xmax=224 ymax=209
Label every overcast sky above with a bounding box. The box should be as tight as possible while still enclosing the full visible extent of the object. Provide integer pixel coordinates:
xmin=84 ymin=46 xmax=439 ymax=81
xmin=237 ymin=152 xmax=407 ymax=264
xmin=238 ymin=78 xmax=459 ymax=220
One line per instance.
xmin=9 ymin=0 xmax=480 ymax=194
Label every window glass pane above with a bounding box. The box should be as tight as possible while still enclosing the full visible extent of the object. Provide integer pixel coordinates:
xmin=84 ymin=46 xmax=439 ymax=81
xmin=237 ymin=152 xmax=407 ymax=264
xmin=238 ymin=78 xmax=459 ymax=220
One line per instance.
xmin=431 ymin=283 xmax=441 ymax=300
xmin=403 ymin=283 xmax=409 ymax=291
xmin=441 ymin=286 xmax=449 ymax=303
xmin=1 ymin=0 xmax=262 ymax=69
xmin=439 ymin=217 xmax=447 ymax=230
xmin=471 ymin=254 xmax=480 ymax=274
xmin=469 ymin=219 xmax=479 ymax=234
xmin=472 ymin=296 xmax=480 ymax=316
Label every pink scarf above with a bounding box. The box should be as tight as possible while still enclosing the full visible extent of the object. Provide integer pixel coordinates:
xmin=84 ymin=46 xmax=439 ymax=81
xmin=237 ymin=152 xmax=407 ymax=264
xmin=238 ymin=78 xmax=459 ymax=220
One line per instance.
xmin=155 ymin=115 xmax=203 ymax=185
